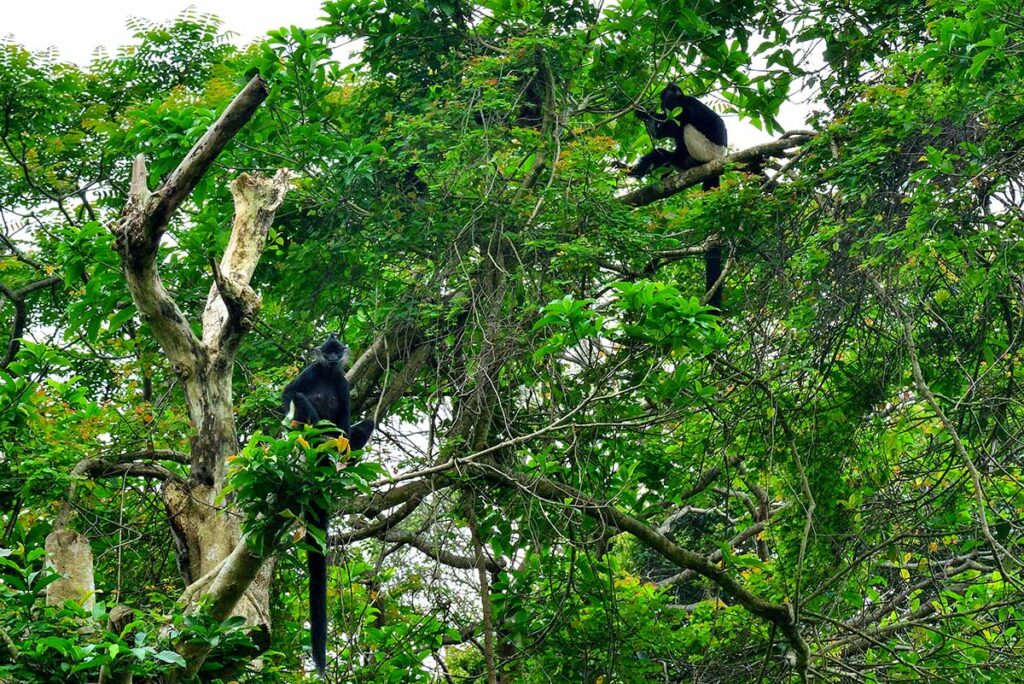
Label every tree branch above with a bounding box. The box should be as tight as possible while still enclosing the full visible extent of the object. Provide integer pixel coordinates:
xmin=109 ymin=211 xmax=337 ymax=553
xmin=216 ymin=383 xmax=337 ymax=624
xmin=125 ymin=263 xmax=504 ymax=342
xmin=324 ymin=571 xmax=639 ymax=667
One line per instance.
xmin=620 ymin=131 xmax=816 ymax=207
xmin=201 ymin=170 xmax=290 ymax=358
xmin=333 ymin=492 xmax=425 ymax=544
xmin=113 ymin=75 xmax=270 ymax=375
xmin=173 ymin=523 xmax=285 ymax=681
xmin=55 ymin=456 xmax=187 ymax=528
xmin=120 ymin=75 xmax=270 ymax=253
xmin=380 ymin=529 xmax=504 ymax=572
xmin=112 ymin=449 xmax=190 ymax=464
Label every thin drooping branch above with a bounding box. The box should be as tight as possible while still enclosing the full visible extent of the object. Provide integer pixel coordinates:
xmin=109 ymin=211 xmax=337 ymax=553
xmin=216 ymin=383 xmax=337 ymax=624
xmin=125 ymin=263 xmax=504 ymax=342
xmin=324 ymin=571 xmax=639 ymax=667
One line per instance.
xmin=620 ymin=130 xmax=816 ymax=207
xmin=871 ymin=276 xmax=1024 ymax=587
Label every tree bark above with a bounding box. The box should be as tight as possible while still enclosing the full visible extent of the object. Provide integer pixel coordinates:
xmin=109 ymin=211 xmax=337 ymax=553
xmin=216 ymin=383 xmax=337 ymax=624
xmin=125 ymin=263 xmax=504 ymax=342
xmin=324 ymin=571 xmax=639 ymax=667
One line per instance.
xmin=44 ymin=528 xmax=95 ymax=610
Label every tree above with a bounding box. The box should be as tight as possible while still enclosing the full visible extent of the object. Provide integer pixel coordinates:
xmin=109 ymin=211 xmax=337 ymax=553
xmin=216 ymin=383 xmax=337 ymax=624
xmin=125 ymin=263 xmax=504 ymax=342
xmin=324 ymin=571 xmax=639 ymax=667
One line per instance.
xmin=3 ymin=1 xmax=1024 ymax=682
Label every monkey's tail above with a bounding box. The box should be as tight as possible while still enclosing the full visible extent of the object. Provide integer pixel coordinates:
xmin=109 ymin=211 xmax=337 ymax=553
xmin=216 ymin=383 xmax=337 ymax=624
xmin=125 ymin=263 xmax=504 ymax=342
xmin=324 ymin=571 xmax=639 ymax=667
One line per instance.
xmin=307 ymin=503 xmax=328 ymax=676
xmin=703 ymin=174 xmax=723 ymax=310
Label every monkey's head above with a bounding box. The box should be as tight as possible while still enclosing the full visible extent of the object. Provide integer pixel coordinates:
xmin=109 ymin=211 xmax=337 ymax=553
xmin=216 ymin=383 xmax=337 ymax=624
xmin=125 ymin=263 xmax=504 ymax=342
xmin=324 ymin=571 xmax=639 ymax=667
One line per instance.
xmin=660 ymin=82 xmax=684 ymax=111
xmin=314 ymin=333 xmax=350 ymax=369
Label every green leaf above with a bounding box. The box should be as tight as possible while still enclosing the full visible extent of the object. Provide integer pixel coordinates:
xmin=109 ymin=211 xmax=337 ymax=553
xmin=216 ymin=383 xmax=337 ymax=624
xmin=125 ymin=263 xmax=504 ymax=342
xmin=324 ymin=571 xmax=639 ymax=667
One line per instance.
xmin=153 ymin=650 xmax=187 ymax=667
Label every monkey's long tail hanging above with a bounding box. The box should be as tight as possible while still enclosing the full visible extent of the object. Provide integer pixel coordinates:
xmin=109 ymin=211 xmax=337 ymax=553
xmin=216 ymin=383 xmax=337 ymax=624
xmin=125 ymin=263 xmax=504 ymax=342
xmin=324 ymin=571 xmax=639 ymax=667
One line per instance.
xmin=703 ymin=174 xmax=723 ymax=310
xmin=284 ymin=399 xmax=330 ymax=676
xmin=308 ymin=501 xmax=329 ymax=675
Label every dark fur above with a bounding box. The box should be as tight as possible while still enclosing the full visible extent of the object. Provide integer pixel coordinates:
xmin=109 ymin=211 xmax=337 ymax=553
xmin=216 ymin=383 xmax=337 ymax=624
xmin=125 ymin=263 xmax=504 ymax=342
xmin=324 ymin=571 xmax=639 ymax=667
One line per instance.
xmin=281 ymin=333 xmax=374 ymax=675
xmin=630 ymin=84 xmax=728 ymax=309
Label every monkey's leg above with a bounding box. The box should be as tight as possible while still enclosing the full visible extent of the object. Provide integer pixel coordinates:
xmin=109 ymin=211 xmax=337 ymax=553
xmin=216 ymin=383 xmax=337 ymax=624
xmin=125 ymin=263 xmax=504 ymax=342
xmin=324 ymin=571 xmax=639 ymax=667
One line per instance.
xmin=629 ymin=148 xmax=675 ymax=178
xmin=295 ymin=393 xmax=320 ymax=424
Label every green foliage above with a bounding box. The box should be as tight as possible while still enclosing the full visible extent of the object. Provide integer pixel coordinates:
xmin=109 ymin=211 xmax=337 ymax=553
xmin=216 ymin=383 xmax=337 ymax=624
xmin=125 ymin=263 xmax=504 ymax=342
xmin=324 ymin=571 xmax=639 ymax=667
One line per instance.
xmin=0 ymin=533 xmax=197 ymax=682
xmin=4 ymin=0 xmax=1024 ymax=680
xmin=226 ymin=427 xmax=385 ymax=550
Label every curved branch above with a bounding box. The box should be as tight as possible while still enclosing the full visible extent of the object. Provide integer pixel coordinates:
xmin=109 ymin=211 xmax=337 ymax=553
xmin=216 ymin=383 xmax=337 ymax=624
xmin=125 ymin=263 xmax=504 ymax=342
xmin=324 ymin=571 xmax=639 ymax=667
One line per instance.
xmin=113 ymin=75 xmax=270 ymax=374
xmin=71 ymin=457 xmax=185 ymax=486
xmin=345 ymin=479 xmax=435 ymax=518
xmin=173 ymin=520 xmax=286 ymax=681
xmin=55 ymin=457 xmax=186 ymax=529
xmin=381 ymin=529 xmax=504 ymax=572
xmin=656 ymin=504 xmax=790 ymax=587
xmin=112 ymin=449 xmax=190 ymax=464
xmin=333 ymin=492 xmax=425 ymax=544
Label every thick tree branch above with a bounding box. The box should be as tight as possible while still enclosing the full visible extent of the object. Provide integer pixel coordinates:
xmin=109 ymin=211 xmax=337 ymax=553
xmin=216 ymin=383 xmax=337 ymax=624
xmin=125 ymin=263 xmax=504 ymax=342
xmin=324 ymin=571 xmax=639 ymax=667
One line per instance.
xmin=112 ymin=75 xmax=270 ymax=375
xmin=345 ymin=479 xmax=435 ymax=519
xmin=381 ymin=529 xmax=504 ymax=572
xmin=620 ymin=131 xmax=816 ymax=207
xmin=202 ymin=170 xmax=290 ymax=358
xmin=115 ymin=153 xmax=206 ymax=376
xmin=333 ymin=492 xmax=425 ymax=544
xmin=656 ymin=505 xmax=789 ymax=587
xmin=112 ymin=449 xmax=190 ymax=464
xmin=173 ymin=522 xmax=285 ymax=682
xmin=55 ymin=456 xmax=186 ymax=529
xmin=119 ymin=75 xmax=270 ymax=255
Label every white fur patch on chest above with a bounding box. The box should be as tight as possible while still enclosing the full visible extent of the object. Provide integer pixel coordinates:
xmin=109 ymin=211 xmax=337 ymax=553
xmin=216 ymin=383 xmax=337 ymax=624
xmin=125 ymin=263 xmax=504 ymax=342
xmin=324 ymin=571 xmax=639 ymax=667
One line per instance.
xmin=683 ymin=125 xmax=727 ymax=162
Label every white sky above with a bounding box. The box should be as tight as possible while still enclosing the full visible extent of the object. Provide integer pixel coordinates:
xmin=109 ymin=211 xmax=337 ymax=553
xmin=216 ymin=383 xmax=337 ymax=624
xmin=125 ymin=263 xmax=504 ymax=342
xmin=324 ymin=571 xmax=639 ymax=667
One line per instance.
xmin=2 ymin=0 xmax=326 ymax=64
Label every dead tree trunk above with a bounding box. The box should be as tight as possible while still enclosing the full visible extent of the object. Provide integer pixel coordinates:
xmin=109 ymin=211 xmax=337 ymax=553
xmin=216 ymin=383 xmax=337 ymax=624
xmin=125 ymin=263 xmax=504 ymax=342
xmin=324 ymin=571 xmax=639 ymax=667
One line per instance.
xmin=45 ymin=74 xmax=290 ymax=677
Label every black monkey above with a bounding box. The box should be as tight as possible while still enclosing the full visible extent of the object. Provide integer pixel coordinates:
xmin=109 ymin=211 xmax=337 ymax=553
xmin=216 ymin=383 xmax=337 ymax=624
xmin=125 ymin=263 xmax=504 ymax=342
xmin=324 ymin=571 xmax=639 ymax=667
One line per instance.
xmin=281 ymin=333 xmax=374 ymax=675
xmin=630 ymin=84 xmax=728 ymax=309
xmin=630 ymin=83 xmax=728 ymax=181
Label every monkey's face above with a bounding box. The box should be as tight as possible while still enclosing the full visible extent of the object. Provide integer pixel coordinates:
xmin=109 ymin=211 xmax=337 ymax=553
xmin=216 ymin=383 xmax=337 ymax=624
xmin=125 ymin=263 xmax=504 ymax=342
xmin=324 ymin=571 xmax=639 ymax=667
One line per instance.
xmin=316 ymin=336 xmax=349 ymax=368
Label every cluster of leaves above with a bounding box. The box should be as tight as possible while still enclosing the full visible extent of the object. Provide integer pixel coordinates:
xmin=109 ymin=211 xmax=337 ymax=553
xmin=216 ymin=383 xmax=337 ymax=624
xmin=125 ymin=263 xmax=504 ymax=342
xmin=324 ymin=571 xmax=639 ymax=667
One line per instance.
xmin=225 ymin=427 xmax=385 ymax=550
xmin=0 ymin=531 xmax=183 ymax=682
